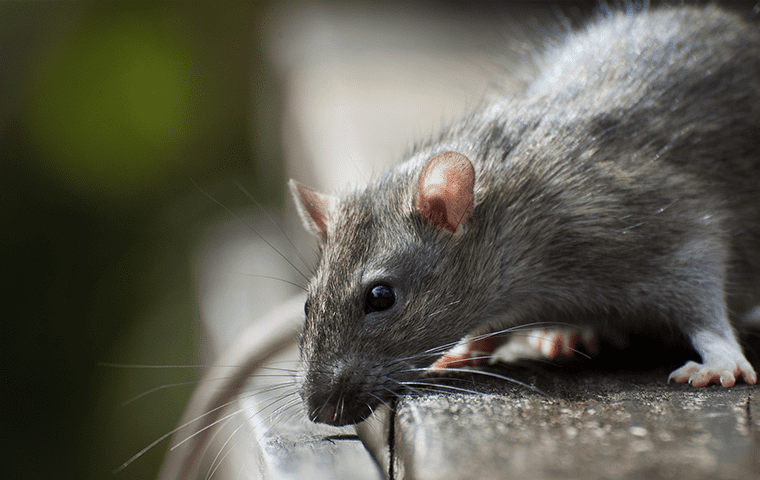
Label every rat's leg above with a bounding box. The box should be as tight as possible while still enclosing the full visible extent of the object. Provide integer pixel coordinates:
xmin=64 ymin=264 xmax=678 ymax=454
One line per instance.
xmin=666 ymin=240 xmax=757 ymax=387
xmin=668 ymin=323 xmax=757 ymax=387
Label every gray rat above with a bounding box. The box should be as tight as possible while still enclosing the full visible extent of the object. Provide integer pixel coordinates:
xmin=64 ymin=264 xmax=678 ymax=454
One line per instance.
xmin=290 ymin=4 xmax=760 ymax=427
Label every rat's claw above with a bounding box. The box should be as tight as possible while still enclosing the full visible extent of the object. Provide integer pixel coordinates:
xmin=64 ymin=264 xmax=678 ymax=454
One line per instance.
xmin=432 ymin=330 xmax=504 ymax=371
xmin=528 ymin=327 xmax=596 ymax=359
xmin=668 ymin=359 xmax=757 ymax=387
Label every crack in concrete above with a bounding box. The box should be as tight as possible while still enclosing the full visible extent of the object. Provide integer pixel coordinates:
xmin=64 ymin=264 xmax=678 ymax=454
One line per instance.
xmin=388 ymin=398 xmax=397 ymax=480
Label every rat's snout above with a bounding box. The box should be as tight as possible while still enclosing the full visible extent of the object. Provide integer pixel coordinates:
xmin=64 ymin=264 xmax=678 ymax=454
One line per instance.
xmin=303 ymin=359 xmax=381 ymax=426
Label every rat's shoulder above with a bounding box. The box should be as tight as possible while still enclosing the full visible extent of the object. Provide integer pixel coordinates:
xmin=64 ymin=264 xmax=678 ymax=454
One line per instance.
xmin=533 ymin=4 xmax=759 ymax=90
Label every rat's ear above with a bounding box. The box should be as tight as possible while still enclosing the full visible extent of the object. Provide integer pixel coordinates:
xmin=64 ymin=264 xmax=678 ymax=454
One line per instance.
xmin=289 ymin=179 xmax=334 ymax=239
xmin=416 ymin=152 xmax=475 ymax=238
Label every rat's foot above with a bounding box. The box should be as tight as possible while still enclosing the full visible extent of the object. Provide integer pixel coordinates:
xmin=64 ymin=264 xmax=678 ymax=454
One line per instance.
xmin=526 ymin=327 xmax=597 ymax=359
xmin=432 ymin=326 xmax=598 ymax=370
xmin=492 ymin=326 xmax=597 ymax=362
xmin=670 ymin=328 xmax=757 ymax=388
xmin=668 ymin=359 xmax=757 ymax=388
xmin=431 ymin=330 xmax=503 ymax=371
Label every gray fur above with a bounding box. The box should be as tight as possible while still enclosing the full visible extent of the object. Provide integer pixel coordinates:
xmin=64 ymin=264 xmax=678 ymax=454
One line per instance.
xmin=293 ymin=4 xmax=760 ymax=426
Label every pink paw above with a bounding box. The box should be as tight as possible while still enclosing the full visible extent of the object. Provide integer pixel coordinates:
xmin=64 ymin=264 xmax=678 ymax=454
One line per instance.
xmin=668 ymin=360 xmax=757 ymax=388
xmin=432 ymin=326 xmax=599 ymax=371
xmin=432 ymin=330 xmax=504 ymax=371
xmin=528 ymin=327 xmax=597 ymax=359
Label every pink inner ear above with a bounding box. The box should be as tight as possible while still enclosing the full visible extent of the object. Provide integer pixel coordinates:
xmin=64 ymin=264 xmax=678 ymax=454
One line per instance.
xmin=291 ymin=181 xmax=330 ymax=238
xmin=416 ymin=152 xmax=475 ymax=234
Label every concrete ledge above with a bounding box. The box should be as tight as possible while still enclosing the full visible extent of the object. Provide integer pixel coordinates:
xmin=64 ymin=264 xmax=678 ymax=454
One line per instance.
xmin=359 ymin=335 xmax=760 ymax=480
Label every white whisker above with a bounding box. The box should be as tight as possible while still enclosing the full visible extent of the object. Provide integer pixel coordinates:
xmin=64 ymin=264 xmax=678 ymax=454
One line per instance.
xmin=171 ymin=405 xmax=249 ymax=451
xmin=402 ymin=381 xmax=482 ymax=396
xmin=205 ymin=419 xmax=248 ymax=480
xmin=113 ymin=397 xmax=241 ymax=474
xmin=424 ymin=366 xmax=544 ymax=395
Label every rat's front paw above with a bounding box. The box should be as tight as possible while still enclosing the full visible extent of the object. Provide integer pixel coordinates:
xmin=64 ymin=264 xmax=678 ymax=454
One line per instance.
xmin=431 ymin=330 xmax=504 ymax=371
xmin=488 ymin=326 xmax=598 ymax=363
xmin=528 ymin=327 xmax=597 ymax=359
xmin=668 ymin=359 xmax=757 ymax=388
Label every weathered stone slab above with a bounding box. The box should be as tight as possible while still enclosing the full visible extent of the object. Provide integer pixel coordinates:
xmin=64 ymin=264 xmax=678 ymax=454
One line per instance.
xmin=391 ymin=371 xmax=758 ymax=480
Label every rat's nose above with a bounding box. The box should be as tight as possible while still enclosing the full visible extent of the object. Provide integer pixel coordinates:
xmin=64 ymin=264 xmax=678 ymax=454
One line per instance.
xmin=310 ymin=399 xmax=374 ymax=426
xmin=305 ymin=362 xmax=378 ymax=426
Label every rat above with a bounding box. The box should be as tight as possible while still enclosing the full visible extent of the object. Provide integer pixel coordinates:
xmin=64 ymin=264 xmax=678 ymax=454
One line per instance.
xmin=155 ymin=4 xmax=759 ymax=478
xmin=289 ymin=4 xmax=760 ymax=427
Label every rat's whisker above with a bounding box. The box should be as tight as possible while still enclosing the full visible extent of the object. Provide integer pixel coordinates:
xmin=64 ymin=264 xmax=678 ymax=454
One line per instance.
xmin=97 ymin=362 xmax=249 ymax=369
xmin=196 ymin=412 xmax=239 ymax=477
xmin=432 ymin=367 xmax=544 ymax=395
xmin=503 ymin=332 xmax=593 ymax=360
xmin=171 ymin=405 xmax=250 ymax=451
xmin=233 ymin=179 xmax=315 ymax=276
xmin=239 ymin=383 xmax=300 ymax=405
xmin=401 ymin=381 xmax=482 ymax=396
xmin=119 ymin=368 xmax=296 ymax=407
xmin=113 ymin=397 xmax=242 ymax=474
xmin=192 ymin=178 xmax=311 ymax=282
xmin=121 ymin=379 xmax=211 ymax=406
xmin=381 ymin=380 xmax=420 ymax=398
xmin=241 ymin=387 xmax=302 ymax=423
xmin=265 ymin=397 xmax=305 ymax=427
xmin=368 ymin=391 xmax=393 ymax=410
xmin=238 ymin=273 xmax=308 ymax=292
xmin=205 ymin=419 xmax=249 ymax=480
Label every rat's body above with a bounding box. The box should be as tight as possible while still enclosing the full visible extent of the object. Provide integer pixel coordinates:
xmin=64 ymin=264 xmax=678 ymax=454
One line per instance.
xmin=291 ymin=4 xmax=760 ymax=427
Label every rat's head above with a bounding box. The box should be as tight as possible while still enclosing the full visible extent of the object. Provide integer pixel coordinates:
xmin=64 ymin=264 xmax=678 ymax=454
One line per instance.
xmin=290 ymin=152 xmax=493 ymax=426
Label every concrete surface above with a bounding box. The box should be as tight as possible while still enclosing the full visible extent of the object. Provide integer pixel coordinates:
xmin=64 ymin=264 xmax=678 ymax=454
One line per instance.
xmin=351 ymin=332 xmax=760 ymax=480
xmin=380 ymin=368 xmax=759 ymax=480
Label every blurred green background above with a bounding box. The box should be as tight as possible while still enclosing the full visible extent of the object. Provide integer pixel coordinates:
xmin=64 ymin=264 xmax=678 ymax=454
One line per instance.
xmin=1 ymin=2 xmax=282 ymax=479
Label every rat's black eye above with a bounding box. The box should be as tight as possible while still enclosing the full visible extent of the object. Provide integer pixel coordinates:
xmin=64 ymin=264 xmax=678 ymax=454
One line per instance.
xmin=304 ymin=298 xmax=312 ymax=317
xmin=364 ymin=284 xmax=396 ymax=313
